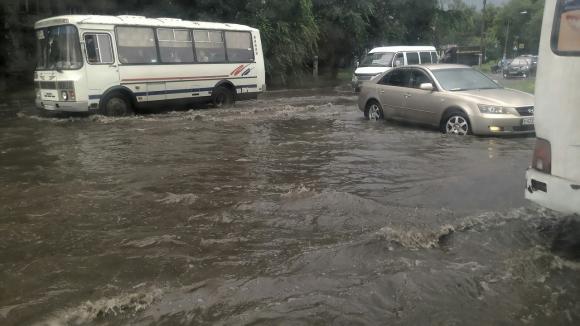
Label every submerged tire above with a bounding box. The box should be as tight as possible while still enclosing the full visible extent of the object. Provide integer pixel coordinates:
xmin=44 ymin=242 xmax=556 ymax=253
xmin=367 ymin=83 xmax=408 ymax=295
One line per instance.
xmin=212 ymin=86 xmax=235 ymax=108
xmin=442 ymin=111 xmax=471 ymax=135
xmin=99 ymin=93 xmax=134 ymax=116
xmin=364 ymin=100 xmax=384 ymax=121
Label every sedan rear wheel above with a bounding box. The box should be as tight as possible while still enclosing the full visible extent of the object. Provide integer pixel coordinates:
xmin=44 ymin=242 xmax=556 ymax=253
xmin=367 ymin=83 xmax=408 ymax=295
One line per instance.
xmin=365 ymin=101 xmax=384 ymax=121
xmin=445 ymin=114 xmax=470 ymax=136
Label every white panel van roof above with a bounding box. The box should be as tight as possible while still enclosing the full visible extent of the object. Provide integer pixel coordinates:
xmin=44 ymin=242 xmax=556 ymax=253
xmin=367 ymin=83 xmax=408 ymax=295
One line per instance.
xmin=369 ymin=46 xmax=436 ymax=53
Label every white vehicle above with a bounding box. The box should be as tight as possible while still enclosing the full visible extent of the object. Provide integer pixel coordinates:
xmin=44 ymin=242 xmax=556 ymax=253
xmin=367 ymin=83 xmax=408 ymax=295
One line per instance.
xmin=525 ymin=0 xmax=580 ymax=214
xmin=34 ymin=15 xmax=266 ymax=116
xmin=352 ymin=46 xmax=438 ymax=92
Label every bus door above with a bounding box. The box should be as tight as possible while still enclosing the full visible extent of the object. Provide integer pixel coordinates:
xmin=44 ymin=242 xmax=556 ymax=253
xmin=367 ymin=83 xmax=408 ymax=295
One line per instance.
xmin=82 ymin=32 xmax=120 ymax=100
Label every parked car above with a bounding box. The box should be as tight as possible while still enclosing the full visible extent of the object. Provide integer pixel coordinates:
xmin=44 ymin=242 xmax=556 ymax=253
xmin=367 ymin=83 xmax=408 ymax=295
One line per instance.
xmin=358 ymin=64 xmax=535 ymax=136
xmin=352 ymin=46 xmax=438 ymax=92
xmin=503 ymin=57 xmax=532 ymax=78
xmin=491 ymin=58 xmax=512 ymax=74
xmin=520 ymin=54 xmax=539 ymax=75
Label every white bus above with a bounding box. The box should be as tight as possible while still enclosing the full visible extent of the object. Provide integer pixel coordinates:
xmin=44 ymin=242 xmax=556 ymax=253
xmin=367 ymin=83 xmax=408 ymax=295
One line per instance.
xmin=34 ymin=15 xmax=266 ymax=116
xmin=525 ymin=0 xmax=580 ymax=214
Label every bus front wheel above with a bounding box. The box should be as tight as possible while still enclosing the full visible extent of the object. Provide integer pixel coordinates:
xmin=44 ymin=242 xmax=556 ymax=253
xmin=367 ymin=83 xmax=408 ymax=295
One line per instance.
xmin=100 ymin=93 xmax=134 ymax=117
xmin=212 ymin=86 xmax=235 ymax=108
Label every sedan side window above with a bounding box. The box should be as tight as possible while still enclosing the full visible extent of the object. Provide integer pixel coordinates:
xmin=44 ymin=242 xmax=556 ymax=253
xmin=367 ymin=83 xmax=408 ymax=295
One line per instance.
xmin=384 ymin=69 xmax=411 ymax=88
xmin=410 ymin=70 xmax=433 ymax=89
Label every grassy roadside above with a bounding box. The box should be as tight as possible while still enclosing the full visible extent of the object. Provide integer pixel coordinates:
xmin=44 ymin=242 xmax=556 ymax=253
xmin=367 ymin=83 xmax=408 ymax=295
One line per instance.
xmin=499 ymin=78 xmax=535 ymax=94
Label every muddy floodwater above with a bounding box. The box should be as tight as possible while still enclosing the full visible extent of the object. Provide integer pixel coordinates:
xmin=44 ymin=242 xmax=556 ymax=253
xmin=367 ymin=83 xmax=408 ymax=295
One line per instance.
xmin=1 ymin=93 xmax=579 ymax=325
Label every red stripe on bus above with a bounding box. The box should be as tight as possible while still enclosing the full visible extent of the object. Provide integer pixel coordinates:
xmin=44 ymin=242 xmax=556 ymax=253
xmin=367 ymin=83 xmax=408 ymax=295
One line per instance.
xmin=232 ymin=64 xmax=248 ymax=76
xmin=230 ymin=65 xmax=245 ymax=75
xmin=121 ymin=75 xmax=229 ymax=82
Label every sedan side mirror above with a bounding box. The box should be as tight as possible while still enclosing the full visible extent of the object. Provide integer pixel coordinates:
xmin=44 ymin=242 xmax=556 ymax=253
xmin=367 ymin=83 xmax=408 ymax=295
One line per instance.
xmin=394 ymin=60 xmax=403 ymax=67
xmin=419 ymin=83 xmax=434 ymax=91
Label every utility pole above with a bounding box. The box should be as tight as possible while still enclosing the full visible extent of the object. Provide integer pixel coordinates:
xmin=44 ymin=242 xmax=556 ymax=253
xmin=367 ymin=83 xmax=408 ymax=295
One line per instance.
xmin=503 ymin=19 xmax=510 ymax=60
xmin=480 ymin=0 xmax=487 ymax=64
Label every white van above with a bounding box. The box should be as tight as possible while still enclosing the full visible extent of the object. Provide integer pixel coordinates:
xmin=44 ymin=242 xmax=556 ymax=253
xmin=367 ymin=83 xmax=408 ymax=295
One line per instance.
xmin=525 ymin=0 xmax=580 ymax=214
xmin=351 ymin=46 xmax=438 ymax=92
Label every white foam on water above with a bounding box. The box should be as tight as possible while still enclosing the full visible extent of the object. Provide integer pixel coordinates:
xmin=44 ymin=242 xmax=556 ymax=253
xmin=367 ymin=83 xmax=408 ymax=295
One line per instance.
xmin=156 ymin=192 xmax=199 ymax=205
xmin=280 ymin=184 xmax=314 ymax=199
xmin=376 ymin=224 xmax=455 ymax=249
xmin=122 ymin=234 xmax=187 ymax=248
xmin=38 ymin=288 xmax=163 ymax=326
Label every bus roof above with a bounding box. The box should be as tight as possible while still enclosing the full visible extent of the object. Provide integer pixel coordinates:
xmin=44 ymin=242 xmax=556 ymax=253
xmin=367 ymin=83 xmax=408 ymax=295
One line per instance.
xmin=369 ymin=46 xmax=436 ymax=53
xmin=34 ymin=15 xmax=258 ymax=31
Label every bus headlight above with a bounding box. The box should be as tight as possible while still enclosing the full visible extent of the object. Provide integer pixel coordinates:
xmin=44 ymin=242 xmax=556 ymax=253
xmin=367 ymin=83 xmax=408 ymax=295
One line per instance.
xmin=61 ymin=91 xmax=68 ymax=101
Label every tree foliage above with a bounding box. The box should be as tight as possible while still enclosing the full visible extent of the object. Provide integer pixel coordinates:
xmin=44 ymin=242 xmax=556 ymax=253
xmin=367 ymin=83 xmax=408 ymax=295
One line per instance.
xmin=0 ymin=0 xmax=546 ymax=88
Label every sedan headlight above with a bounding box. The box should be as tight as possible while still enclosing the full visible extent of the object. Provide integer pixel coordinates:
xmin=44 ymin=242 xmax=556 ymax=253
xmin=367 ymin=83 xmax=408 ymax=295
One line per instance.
xmin=478 ymin=104 xmax=510 ymax=114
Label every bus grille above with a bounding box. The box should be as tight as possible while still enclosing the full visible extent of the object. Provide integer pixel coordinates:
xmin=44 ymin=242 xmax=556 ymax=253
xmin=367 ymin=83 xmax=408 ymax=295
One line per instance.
xmin=39 ymin=81 xmax=56 ymax=89
xmin=516 ymin=106 xmax=534 ymax=116
xmin=38 ymin=81 xmax=74 ymax=90
xmin=57 ymin=81 xmax=74 ymax=89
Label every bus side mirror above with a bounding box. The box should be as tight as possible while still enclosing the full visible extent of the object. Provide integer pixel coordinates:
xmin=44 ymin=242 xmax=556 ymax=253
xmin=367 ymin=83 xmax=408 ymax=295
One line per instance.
xmin=356 ymin=61 xmax=360 ymax=68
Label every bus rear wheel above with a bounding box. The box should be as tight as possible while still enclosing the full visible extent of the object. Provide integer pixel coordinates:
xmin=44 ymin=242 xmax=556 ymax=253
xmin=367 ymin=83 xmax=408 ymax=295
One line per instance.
xmin=100 ymin=93 xmax=134 ymax=117
xmin=212 ymin=86 xmax=235 ymax=108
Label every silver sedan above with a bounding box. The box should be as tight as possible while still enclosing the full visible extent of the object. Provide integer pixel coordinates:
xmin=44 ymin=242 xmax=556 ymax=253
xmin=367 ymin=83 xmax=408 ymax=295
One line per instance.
xmin=358 ymin=64 xmax=535 ymax=135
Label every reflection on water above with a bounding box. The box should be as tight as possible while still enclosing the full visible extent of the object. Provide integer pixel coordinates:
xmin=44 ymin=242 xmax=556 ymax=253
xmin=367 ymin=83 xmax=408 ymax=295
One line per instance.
xmin=0 ymin=95 xmax=578 ymax=325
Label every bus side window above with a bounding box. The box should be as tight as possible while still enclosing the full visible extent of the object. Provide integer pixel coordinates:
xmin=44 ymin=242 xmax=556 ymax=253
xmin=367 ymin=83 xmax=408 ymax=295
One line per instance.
xmin=552 ymin=0 xmax=580 ymax=54
xmin=193 ymin=30 xmax=226 ymax=63
xmin=85 ymin=34 xmax=113 ymax=64
xmin=157 ymin=28 xmax=195 ymax=63
xmin=225 ymin=31 xmax=254 ymax=62
xmin=116 ymin=27 xmax=158 ymax=64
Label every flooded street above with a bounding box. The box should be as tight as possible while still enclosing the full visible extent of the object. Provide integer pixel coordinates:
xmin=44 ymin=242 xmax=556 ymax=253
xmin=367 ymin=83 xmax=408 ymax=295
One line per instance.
xmin=1 ymin=93 xmax=579 ymax=325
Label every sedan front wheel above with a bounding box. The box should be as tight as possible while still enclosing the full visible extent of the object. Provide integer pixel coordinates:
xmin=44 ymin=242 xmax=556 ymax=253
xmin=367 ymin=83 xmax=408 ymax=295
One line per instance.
xmin=444 ymin=113 xmax=471 ymax=135
xmin=365 ymin=101 xmax=384 ymax=121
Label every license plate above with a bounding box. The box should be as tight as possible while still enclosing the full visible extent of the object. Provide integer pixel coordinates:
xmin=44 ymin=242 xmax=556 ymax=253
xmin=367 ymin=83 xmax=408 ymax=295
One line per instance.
xmin=522 ymin=117 xmax=534 ymax=125
xmin=41 ymin=90 xmax=58 ymax=101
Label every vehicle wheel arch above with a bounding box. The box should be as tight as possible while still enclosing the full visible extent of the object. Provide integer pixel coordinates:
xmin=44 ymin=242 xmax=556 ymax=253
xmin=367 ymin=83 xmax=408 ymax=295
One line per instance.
xmin=440 ymin=106 xmax=471 ymax=131
xmin=213 ymin=80 xmax=237 ymax=98
xmin=99 ymin=86 xmax=137 ymax=111
xmin=365 ymin=98 xmax=381 ymax=110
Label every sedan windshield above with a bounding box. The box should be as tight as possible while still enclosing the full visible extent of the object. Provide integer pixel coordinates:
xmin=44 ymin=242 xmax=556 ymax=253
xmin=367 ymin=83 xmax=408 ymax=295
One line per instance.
xmin=36 ymin=25 xmax=82 ymax=70
xmin=432 ymin=68 xmax=501 ymax=91
xmin=360 ymin=52 xmax=395 ymax=67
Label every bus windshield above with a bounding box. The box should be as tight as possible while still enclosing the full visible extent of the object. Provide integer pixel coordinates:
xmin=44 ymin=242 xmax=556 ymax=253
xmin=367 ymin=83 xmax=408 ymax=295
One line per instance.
xmin=36 ymin=25 xmax=82 ymax=70
xmin=360 ymin=52 xmax=395 ymax=67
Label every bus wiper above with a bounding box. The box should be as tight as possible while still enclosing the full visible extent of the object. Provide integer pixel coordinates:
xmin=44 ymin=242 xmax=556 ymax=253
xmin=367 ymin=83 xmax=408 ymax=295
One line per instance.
xmin=450 ymin=87 xmax=466 ymax=91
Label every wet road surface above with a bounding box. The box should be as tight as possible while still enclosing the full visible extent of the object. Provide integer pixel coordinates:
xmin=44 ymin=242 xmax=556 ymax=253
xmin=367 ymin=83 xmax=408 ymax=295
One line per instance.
xmin=1 ymin=93 xmax=579 ymax=325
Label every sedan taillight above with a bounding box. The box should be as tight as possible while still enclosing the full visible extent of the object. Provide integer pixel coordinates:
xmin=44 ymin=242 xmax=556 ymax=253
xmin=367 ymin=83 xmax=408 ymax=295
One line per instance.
xmin=532 ymin=138 xmax=552 ymax=174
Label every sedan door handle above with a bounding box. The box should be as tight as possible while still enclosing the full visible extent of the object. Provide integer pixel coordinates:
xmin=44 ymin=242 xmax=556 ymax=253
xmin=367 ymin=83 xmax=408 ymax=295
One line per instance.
xmin=404 ymin=94 xmax=411 ymax=98
xmin=380 ymin=90 xmax=385 ymax=93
